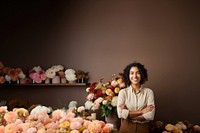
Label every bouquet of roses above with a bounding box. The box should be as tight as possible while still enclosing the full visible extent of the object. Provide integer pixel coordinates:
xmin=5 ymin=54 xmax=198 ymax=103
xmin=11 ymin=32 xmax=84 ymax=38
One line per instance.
xmin=29 ymin=66 xmax=46 ymax=83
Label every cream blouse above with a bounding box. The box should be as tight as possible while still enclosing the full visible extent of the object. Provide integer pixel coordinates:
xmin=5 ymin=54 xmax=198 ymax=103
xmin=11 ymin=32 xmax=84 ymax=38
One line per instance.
xmin=117 ymin=85 xmax=155 ymax=122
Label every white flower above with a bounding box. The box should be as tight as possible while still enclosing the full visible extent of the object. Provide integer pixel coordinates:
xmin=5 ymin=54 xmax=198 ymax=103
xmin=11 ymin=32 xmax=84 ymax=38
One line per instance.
xmin=111 ymin=96 xmax=118 ymax=107
xmin=85 ymin=101 xmax=94 ymax=110
xmin=86 ymin=87 xmax=90 ymax=92
xmin=45 ymin=68 xmax=56 ymax=79
xmin=18 ymin=71 xmax=25 ymax=79
xmin=65 ymin=69 xmax=77 ymax=82
xmin=51 ymin=65 xmax=64 ymax=72
xmin=33 ymin=66 xmax=42 ymax=73
xmin=68 ymin=101 xmax=77 ymax=109
xmin=77 ymin=106 xmax=85 ymax=113
xmin=5 ymin=75 xmax=11 ymax=82
xmin=65 ymin=69 xmax=76 ymax=75
xmin=30 ymin=105 xmax=52 ymax=115
xmin=102 ymin=100 xmax=108 ymax=105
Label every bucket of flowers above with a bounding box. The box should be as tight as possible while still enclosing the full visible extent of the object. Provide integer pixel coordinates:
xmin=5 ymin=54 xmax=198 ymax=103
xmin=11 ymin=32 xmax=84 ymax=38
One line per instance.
xmin=84 ymin=73 xmax=125 ymax=129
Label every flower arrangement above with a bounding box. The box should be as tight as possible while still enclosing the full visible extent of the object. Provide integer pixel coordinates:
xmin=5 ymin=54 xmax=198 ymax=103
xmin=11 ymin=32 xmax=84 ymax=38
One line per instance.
xmin=0 ymin=62 xmax=26 ymax=84
xmin=29 ymin=66 xmax=46 ymax=83
xmin=45 ymin=65 xmax=65 ymax=79
xmin=65 ymin=69 xmax=77 ymax=83
xmin=0 ymin=104 xmax=114 ymax=133
xmin=76 ymin=70 xmax=89 ymax=83
xmin=85 ymin=73 xmax=125 ymax=117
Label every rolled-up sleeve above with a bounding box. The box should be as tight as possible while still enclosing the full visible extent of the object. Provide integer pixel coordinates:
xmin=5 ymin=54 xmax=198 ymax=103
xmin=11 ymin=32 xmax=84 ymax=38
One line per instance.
xmin=142 ymin=89 xmax=155 ymax=120
xmin=117 ymin=89 xmax=129 ymax=119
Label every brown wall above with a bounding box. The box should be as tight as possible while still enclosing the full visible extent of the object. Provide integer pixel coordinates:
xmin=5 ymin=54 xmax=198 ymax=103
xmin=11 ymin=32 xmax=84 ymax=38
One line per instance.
xmin=1 ymin=0 xmax=200 ymax=123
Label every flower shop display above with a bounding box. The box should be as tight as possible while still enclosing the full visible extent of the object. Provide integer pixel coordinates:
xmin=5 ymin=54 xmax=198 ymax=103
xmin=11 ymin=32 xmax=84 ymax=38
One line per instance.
xmin=29 ymin=66 xmax=46 ymax=84
xmin=0 ymin=61 xmax=89 ymax=85
xmin=0 ymin=101 xmax=115 ymax=133
xmin=65 ymin=69 xmax=77 ymax=83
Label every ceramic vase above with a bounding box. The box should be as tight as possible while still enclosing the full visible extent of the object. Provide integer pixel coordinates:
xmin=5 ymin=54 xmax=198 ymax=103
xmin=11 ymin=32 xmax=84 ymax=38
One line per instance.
xmin=52 ymin=76 xmax=60 ymax=84
xmin=105 ymin=111 xmax=120 ymax=130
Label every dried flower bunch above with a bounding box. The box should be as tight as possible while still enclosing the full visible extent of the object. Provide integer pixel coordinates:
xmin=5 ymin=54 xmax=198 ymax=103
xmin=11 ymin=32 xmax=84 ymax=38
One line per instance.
xmin=0 ymin=62 xmax=26 ymax=84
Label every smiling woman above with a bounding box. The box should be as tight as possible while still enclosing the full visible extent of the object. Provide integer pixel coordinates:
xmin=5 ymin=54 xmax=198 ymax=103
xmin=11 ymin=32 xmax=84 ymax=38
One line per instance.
xmin=117 ymin=62 xmax=155 ymax=133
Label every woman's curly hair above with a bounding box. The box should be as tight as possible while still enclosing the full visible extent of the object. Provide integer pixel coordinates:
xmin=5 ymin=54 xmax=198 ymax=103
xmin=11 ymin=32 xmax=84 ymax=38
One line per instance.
xmin=123 ymin=62 xmax=148 ymax=86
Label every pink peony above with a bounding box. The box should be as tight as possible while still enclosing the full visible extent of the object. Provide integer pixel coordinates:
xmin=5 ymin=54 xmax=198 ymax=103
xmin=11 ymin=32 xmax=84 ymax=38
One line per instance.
xmin=82 ymin=129 xmax=90 ymax=133
xmin=70 ymin=121 xmax=82 ymax=130
xmin=17 ymin=123 xmax=30 ymax=132
xmin=25 ymin=127 xmax=37 ymax=133
xmin=83 ymin=120 xmax=92 ymax=128
xmin=70 ymin=130 xmax=80 ymax=133
xmin=66 ymin=111 xmax=76 ymax=121
xmin=0 ymin=106 xmax=8 ymax=113
xmin=4 ymin=112 xmax=18 ymax=124
xmin=51 ymin=109 xmax=63 ymax=121
xmin=70 ymin=117 xmax=84 ymax=124
xmin=45 ymin=122 xmax=59 ymax=129
xmin=77 ymin=106 xmax=85 ymax=113
xmin=31 ymin=73 xmax=42 ymax=83
xmin=4 ymin=123 xmax=19 ymax=133
xmin=111 ymin=80 xmax=118 ymax=87
xmin=0 ymin=126 xmax=5 ymax=133
xmin=93 ymin=102 xmax=101 ymax=110
xmin=87 ymin=120 xmax=102 ymax=133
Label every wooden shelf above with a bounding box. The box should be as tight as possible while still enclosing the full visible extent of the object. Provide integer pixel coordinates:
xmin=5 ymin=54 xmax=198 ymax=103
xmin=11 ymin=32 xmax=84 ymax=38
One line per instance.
xmin=0 ymin=83 xmax=89 ymax=87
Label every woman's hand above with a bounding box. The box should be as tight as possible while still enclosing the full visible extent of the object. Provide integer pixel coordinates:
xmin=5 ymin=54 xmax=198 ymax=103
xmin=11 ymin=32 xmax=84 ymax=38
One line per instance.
xmin=119 ymin=104 xmax=127 ymax=109
xmin=141 ymin=105 xmax=154 ymax=114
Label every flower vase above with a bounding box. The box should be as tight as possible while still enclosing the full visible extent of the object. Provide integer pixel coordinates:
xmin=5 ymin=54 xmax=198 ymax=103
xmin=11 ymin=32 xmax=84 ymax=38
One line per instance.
xmin=45 ymin=78 xmax=51 ymax=84
xmin=52 ymin=76 xmax=60 ymax=84
xmin=105 ymin=111 xmax=120 ymax=130
xmin=61 ymin=78 xmax=67 ymax=84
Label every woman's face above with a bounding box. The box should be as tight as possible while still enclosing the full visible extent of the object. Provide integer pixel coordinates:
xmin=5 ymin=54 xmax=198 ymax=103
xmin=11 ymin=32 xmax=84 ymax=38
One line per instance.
xmin=129 ymin=66 xmax=141 ymax=85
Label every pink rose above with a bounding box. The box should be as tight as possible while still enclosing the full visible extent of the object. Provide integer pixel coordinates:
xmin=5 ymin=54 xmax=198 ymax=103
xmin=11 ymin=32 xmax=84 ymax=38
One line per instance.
xmin=77 ymin=106 xmax=85 ymax=113
xmin=87 ymin=93 xmax=94 ymax=101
